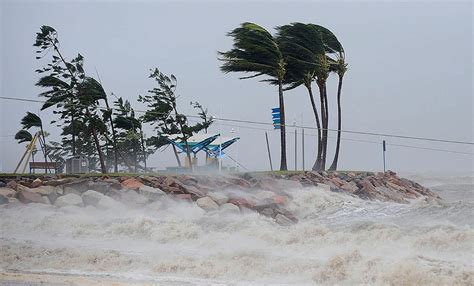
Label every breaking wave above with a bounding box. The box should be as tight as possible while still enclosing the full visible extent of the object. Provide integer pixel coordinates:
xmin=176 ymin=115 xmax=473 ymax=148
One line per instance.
xmin=0 ymin=175 xmax=472 ymax=285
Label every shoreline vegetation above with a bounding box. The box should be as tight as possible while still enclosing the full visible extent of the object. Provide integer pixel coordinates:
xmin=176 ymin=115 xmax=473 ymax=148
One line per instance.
xmin=0 ymin=171 xmax=441 ymax=225
xmin=16 ymin=21 xmax=349 ymax=175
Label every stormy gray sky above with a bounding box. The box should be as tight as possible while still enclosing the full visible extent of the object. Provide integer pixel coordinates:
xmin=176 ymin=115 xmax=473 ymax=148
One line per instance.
xmin=1 ymin=0 xmax=473 ymax=174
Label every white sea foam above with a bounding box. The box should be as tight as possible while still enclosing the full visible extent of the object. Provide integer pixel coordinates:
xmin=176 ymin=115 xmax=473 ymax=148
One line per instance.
xmin=0 ymin=175 xmax=472 ymax=285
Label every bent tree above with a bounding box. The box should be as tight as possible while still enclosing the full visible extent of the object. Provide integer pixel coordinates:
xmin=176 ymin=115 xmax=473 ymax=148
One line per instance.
xmin=219 ymin=22 xmax=288 ymax=171
xmin=15 ymin=112 xmax=48 ymax=172
xmin=276 ymin=22 xmax=326 ymax=171
xmin=34 ymin=25 xmax=107 ymax=173
xmin=139 ymin=68 xmax=210 ymax=170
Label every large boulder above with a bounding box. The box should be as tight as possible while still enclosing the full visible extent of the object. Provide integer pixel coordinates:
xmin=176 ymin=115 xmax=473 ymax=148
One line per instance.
xmin=275 ymin=214 xmax=295 ymax=226
xmin=63 ymin=186 xmax=83 ymax=196
xmin=44 ymin=178 xmax=75 ymax=187
xmin=96 ymin=196 xmax=122 ymax=210
xmin=121 ymin=190 xmax=148 ymax=207
xmin=17 ymin=186 xmax=44 ymax=204
xmin=0 ymin=187 xmax=14 ymax=204
xmin=0 ymin=187 xmax=16 ymax=198
xmin=255 ymin=190 xmax=275 ymax=201
xmin=146 ymin=200 xmax=163 ymax=211
xmin=316 ymin=183 xmax=331 ymax=192
xmin=207 ymin=192 xmax=228 ymax=205
xmin=6 ymin=180 xmax=17 ymax=190
xmin=219 ymin=203 xmax=240 ymax=214
xmin=228 ymin=197 xmax=256 ymax=209
xmin=182 ymin=185 xmax=207 ymax=198
xmin=138 ymin=185 xmax=166 ymax=201
xmin=81 ymin=190 xmax=105 ymax=207
xmin=33 ymin=185 xmax=59 ymax=196
xmin=121 ymin=178 xmax=144 ymax=190
xmin=55 ymin=193 xmax=83 ymax=207
xmin=196 ymin=196 xmax=219 ymax=211
xmin=61 ymin=179 xmax=92 ymax=194
xmin=32 ymin=185 xmax=60 ymax=203
xmin=173 ymin=193 xmax=192 ymax=201
xmin=87 ymin=181 xmax=114 ymax=194
xmin=31 ymin=178 xmax=43 ymax=188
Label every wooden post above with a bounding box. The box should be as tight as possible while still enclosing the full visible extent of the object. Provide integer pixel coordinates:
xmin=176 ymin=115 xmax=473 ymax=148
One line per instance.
xmin=265 ymin=132 xmax=273 ymax=171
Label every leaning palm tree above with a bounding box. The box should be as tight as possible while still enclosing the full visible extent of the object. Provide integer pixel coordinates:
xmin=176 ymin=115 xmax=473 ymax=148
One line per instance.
xmin=276 ymin=22 xmax=326 ymax=171
xmin=303 ymin=24 xmax=344 ymax=170
xmin=18 ymin=112 xmax=48 ymax=173
xmin=219 ymin=22 xmax=288 ymax=171
xmin=328 ymin=52 xmax=348 ymax=171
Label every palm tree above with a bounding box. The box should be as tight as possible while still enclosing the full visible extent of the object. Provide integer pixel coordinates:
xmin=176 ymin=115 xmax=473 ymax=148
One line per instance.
xmin=328 ymin=54 xmax=347 ymax=171
xmin=17 ymin=112 xmax=48 ymax=173
xmin=113 ymin=97 xmax=147 ymax=172
xmin=309 ymin=25 xmax=347 ymax=171
xmin=276 ymin=23 xmax=326 ymax=171
xmin=308 ymin=24 xmax=344 ymax=170
xmin=76 ymin=77 xmax=109 ymax=173
xmin=219 ymin=22 xmax=288 ymax=171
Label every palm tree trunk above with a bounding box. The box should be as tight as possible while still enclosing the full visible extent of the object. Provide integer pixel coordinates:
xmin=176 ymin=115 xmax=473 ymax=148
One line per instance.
xmin=103 ymin=97 xmax=119 ymax=173
xmin=321 ymin=83 xmax=329 ymax=170
xmin=71 ymin=113 xmax=76 ymax=156
xmin=306 ymin=83 xmax=322 ymax=171
xmin=139 ymin=127 xmax=147 ymax=171
xmin=329 ymin=74 xmax=344 ymax=171
xmin=278 ymin=80 xmax=287 ymax=171
xmin=91 ymin=126 xmax=107 ymax=174
xmin=316 ymin=80 xmax=327 ymax=170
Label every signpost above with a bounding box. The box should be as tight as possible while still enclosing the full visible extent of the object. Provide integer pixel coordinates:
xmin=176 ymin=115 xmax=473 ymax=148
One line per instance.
xmin=271 ymin=107 xmax=281 ymax=129
xmin=383 ymin=140 xmax=387 ymax=172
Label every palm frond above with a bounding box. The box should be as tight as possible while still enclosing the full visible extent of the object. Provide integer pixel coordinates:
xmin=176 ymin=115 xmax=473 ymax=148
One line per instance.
xmin=15 ymin=130 xmax=33 ymax=143
xmin=21 ymin=112 xmax=42 ymax=129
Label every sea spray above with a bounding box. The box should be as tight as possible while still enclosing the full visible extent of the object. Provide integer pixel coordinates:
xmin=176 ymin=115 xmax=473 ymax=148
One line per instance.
xmin=0 ymin=175 xmax=472 ymax=285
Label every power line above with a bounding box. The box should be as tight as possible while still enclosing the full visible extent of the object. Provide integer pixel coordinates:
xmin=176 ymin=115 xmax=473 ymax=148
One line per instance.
xmin=188 ymin=118 xmax=474 ymax=156
xmin=1 ymin=95 xmax=473 ymax=146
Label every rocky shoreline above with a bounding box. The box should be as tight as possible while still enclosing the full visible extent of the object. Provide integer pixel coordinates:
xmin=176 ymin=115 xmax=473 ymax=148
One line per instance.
xmin=0 ymin=171 xmax=440 ymax=225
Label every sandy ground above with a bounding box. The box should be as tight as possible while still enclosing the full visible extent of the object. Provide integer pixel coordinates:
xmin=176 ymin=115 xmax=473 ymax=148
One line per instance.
xmin=0 ymin=271 xmax=154 ymax=286
xmin=0 ymin=271 xmax=198 ymax=286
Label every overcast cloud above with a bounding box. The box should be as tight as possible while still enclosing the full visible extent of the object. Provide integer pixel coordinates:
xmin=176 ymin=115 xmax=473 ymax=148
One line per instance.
xmin=1 ymin=0 xmax=472 ymax=174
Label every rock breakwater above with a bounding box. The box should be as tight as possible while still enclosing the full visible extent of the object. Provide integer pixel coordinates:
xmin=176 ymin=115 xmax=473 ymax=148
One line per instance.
xmin=0 ymin=171 xmax=440 ymax=225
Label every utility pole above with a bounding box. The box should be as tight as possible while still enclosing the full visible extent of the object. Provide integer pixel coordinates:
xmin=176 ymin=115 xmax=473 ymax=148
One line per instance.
xmin=265 ymin=132 xmax=273 ymax=171
xmin=293 ymin=120 xmax=297 ymax=171
xmin=383 ymin=140 xmax=387 ymax=172
xmin=302 ymin=128 xmax=305 ymax=171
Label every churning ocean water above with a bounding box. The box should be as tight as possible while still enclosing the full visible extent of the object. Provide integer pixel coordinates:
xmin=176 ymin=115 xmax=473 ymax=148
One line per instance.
xmin=0 ymin=174 xmax=472 ymax=285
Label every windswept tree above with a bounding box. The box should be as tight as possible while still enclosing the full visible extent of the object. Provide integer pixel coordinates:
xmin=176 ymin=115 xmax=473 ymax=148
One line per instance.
xmin=113 ymin=97 xmax=150 ymax=172
xmin=139 ymin=68 xmax=211 ymax=170
xmin=15 ymin=112 xmax=49 ymax=173
xmin=277 ymin=23 xmax=345 ymax=170
xmin=34 ymin=25 xmax=108 ymax=173
xmin=303 ymin=24 xmax=344 ymax=170
xmin=328 ymin=44 xmax=347 ymax=171
xmin=276 ymin=23 xmax=326 ymax=170
xmin=34 ymin=26 xmax=83 ymax=157
xmin=191 ymin=101 xmax=214 ymax=133
xmin=219 ymin=22 xmax=288 ymax=171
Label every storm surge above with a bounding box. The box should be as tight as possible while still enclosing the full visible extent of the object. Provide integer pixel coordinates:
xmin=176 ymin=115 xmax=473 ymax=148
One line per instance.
xmin=0 ymin=176 xmax=472 ymax=285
